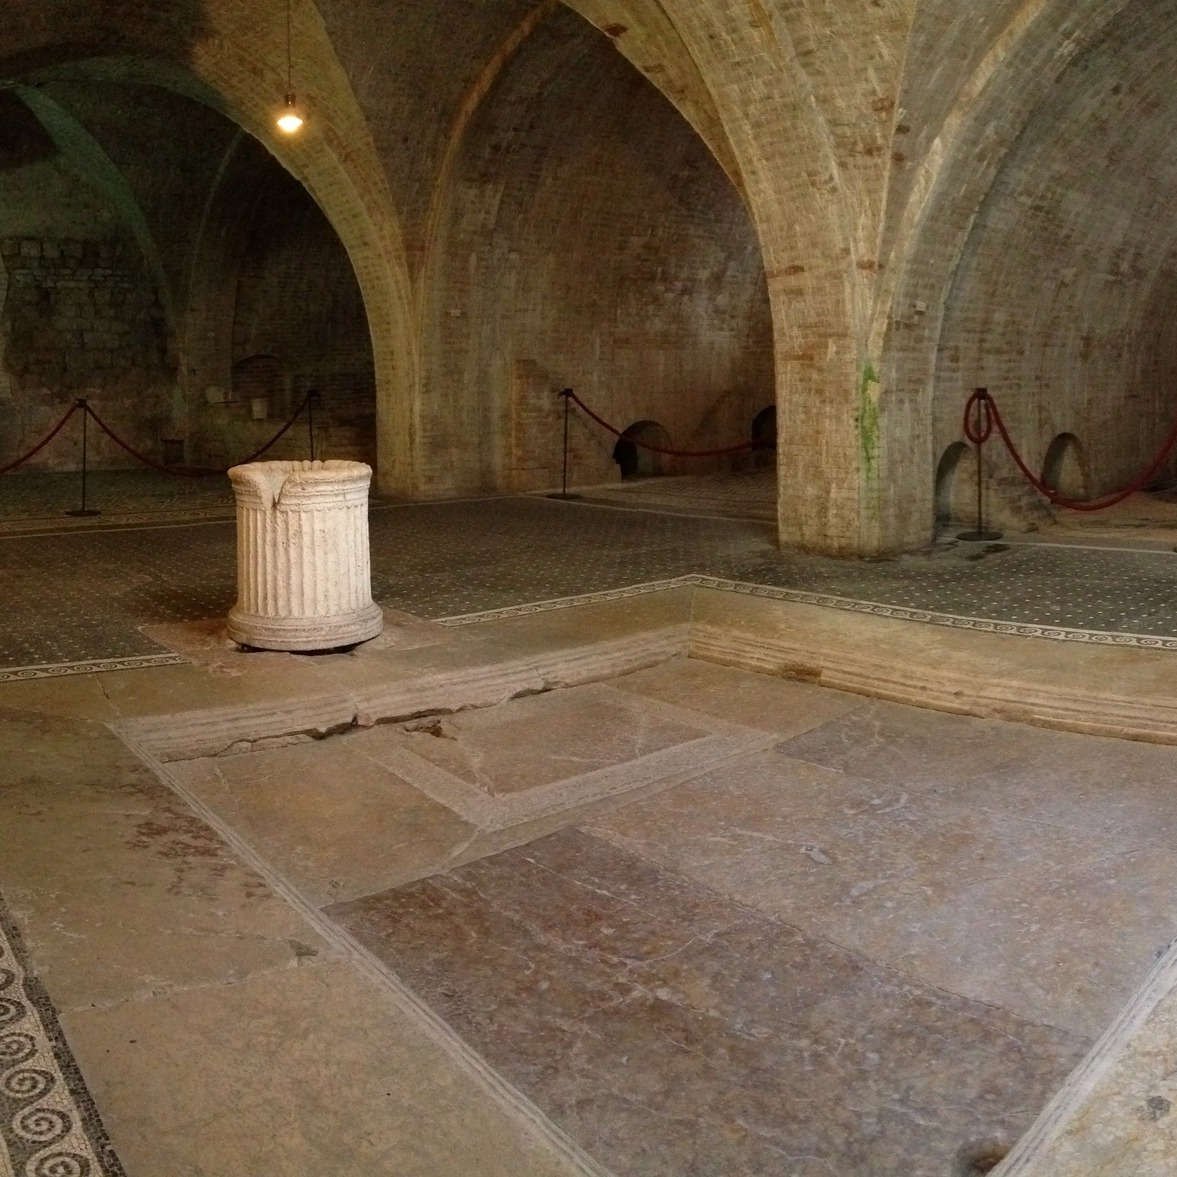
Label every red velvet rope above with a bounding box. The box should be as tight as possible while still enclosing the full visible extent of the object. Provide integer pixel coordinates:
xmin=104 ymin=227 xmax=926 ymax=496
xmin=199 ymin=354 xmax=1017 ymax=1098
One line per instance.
xmin=84 ymin=393 xmax=313 ymax=478
xmin=0 ymin=402 xmax=81 ymax=474
xmin=963 ymin=388 xmax=1177 ymax=512
xmin=566 ymin=390 xmax=757 ymax=457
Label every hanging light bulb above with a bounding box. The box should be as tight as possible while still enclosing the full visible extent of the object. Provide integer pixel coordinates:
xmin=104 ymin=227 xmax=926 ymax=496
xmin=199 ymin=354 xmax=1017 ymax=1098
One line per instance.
xmin=276 ymin=0 xmax=304 ymax=134
xmin=277 ymin=92 xmax=304 ymax=134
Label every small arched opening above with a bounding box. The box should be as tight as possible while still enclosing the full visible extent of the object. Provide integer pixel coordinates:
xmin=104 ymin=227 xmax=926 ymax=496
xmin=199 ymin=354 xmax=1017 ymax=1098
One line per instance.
xmin=1041 ymin=433 xmax=1087 ymax=499
xmin=615 ymin=419 xmax=671 ymax=479
xmin=231 ymin=353 xmax=284 ymax=418
xmin=934 ymin=441 xmax=973 ymax=531
xmin=750 ymin=405 xmax=776 ymax=469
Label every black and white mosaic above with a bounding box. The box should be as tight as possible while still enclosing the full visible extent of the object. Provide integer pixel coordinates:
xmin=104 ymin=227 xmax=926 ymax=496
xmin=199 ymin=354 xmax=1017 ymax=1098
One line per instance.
xmin=0 ymin=894 xmax=125 ymax=1177
xmin=5 ymin=483 xmax=1177 ymax=676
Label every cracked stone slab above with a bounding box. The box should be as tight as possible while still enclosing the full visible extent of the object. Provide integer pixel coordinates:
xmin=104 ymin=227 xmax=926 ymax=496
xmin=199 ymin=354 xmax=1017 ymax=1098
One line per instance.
xmin=116 ymin=627 xmax=689 ymax=762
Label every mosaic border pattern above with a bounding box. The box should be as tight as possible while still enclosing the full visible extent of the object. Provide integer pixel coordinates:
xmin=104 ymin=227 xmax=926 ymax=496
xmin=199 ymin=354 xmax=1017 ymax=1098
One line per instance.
xmin=438 ymin=573 xmax=1177 ymax=651
xmin=0 ymin=654 xmax=189 ymax=683
xmin=437 ymin=578 xmax=695 ymax=626
xmin=0 ymin=892 xmax=126 ymax=1177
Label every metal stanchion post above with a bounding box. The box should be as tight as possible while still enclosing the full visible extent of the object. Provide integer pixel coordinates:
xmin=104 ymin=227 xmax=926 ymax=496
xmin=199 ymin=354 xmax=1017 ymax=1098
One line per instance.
xmin=66 ymin=399 xmax=101 ymax=518
xmin=546 ymin=388 xmax=581 ymax=501
xmin=307 ymin=390 xmax=319 ymax=461
xmin=958 ymin=387 xmax=1001 ymax=542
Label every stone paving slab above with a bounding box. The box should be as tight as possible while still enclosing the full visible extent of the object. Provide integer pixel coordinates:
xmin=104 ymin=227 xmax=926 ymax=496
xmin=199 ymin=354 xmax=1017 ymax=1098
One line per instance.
xmin=329 ymin=827 xmax=1089 ymax=1177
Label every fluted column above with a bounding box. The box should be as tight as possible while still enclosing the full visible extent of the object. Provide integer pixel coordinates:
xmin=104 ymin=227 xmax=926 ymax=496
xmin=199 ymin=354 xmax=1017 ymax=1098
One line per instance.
xmin=227 ymin=460 xmax=383 ymax=651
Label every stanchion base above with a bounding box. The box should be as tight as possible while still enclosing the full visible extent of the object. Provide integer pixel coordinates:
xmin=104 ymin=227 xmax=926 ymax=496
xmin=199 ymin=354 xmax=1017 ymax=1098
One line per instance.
xmin=65 ymin=509 xmax=101 ymax=517
xmin=546 ymin=492 xmax=583 ymax=501
xmin=957 ymin=529 xmax=1002 ymax=542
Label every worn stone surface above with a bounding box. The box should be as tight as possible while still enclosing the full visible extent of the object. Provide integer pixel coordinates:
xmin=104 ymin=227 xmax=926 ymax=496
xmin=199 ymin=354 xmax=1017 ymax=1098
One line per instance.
xmin=62 ymin=959 xmax=589 ymax=1177
xmin=331 ymin=828 xmax=1090 ymax=1177
xmin=0 ymin=704 xmax=334 ymax=1009
xmin=376 ymin=682 xmax=710 ymax=796
xmin=611 ymin=654 xmax=866 ymax=737
xmin=0 ymin=700 xmax=595 ymax=1177
xmin=171 ymin=742 xmax=477 ymax=906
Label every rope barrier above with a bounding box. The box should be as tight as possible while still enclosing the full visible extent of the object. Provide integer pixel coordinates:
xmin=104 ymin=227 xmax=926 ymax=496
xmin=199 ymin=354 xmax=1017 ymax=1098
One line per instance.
xmin=565 ymin=389 xmax=757 ymax=457
xmin=84 ymin=402 xmax=206 ymax=477
xmin=230 ymin=391 xmax=313 ymax=468
xmin=85 ymin=391 xmax=312 ymax=477
xmin=964 ymin=388 xmax=1177 ymax=512
xmin=0 ymin=392 xmax=316 ymax=479
xmin=0 ymin=402 xmax=81 ymax=475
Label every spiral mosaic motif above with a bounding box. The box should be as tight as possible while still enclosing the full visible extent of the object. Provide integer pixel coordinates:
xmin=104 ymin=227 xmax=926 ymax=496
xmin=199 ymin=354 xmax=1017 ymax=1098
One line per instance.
xmin=31 ymin=1153 xmax=91 ymax=1177
xmin=0 ymin=893 xmax=124 ymax=1177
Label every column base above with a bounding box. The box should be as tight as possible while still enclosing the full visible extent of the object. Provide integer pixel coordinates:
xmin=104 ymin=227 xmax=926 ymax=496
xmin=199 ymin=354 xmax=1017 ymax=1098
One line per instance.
xmin=228 ymin=601 xmax=384 ymax=652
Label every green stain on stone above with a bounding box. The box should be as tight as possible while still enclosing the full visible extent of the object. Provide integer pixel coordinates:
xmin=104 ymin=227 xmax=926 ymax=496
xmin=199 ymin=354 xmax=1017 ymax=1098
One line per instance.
xmin=858 ymin=361 xmax=880 ymax=482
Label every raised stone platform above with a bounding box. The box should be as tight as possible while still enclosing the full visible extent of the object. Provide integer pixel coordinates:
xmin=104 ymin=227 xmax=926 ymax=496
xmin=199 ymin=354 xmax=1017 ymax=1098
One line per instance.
xmin=5 ymin=580 xmax=1177 ymax=1173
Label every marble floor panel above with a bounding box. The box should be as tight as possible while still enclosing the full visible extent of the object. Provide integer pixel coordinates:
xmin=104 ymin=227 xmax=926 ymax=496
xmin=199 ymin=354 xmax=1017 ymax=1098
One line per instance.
xmin=329 ymin=827 xmax=1090 ymax=1177
xmin=169 ymin=741 xmax=479 ymax=907
xmin=7 ymin=641 xmax=1177 ymax=1173
xmin=165 ymin=680 xmax=773 ymax=905
xmin=0 ymin=701 xmax=597 ymax=1177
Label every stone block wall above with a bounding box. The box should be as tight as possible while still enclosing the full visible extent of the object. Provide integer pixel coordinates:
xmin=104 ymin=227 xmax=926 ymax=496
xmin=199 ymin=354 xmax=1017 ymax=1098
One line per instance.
xmin=928 ymin=7 xmax=1177 ymax=520
xmin=186 ymin=159 xmax=376 ymax=471
xmin=0 ymin=233 xmax=172 ymax=471
xmin=422 ymin=8 xmax=773 ymax=497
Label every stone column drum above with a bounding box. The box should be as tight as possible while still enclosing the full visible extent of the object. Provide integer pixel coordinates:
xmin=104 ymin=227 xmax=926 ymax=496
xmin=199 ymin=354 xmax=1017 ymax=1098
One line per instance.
xmin=227 ymin=460 xmax=383 ymax=651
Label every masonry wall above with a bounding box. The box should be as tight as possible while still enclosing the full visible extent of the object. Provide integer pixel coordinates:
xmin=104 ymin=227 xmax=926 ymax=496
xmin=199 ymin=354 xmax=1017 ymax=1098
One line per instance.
xmin=0 ymin=152 xmax=172 ymax=472
xmin=209 ymin=165 xmax=376 ymax=468
xmin=930 ymin=7 xmax=1177 ymax=522
xmin=421 ymin=8 xmax=773 ymax=495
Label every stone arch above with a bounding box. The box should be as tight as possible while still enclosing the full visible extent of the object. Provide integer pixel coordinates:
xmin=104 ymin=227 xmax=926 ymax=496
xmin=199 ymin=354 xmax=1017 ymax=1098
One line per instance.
xmin=421 ymin=3 xmax=771 ymax=496
xmin=232 ymin=354 xmax=284 ymax=411
xmin=619 ymin=419 xmax=670 ymax=478
xmin=881 ymin=0 xmax=1145 ymax=537
xmin=0 ymin=0 xmax=418 ymax=495
xmin=1041 ymin=433 xmax=1087 ymax=499
xmin=585 ymin=0 xmax=895 ymax=552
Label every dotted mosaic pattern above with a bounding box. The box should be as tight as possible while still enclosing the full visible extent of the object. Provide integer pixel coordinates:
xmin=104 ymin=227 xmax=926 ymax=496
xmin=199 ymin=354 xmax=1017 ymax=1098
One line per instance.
xmin=2 ymin=492 xmax=1177 ymax=675
xmin=0 ymin=469 xmax=234 ymax=532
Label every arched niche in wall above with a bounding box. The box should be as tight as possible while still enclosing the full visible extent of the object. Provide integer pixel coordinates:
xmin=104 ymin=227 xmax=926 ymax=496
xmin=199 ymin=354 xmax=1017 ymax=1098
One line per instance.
xmin=1041 ymin=433 xmax=1087 ymax=499
xmin=751 ymin=405 xmax=776 ymax=469
xmin=934 ymin=441 xmax=974 ymax=531
xmin=231 ymin=354 xmax=283 ymax=415
xmin=618 ymin=419 xmax=671 ymax=479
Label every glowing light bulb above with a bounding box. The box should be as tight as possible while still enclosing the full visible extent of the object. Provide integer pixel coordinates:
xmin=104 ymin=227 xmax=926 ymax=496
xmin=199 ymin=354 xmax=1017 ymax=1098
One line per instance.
xmin=277 ymin=93 xmax=304 ymax=134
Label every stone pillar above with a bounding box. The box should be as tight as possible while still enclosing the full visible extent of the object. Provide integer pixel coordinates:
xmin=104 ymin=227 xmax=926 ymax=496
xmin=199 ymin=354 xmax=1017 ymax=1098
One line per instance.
xmin=227 ymin=459 xmax=383 ymax=651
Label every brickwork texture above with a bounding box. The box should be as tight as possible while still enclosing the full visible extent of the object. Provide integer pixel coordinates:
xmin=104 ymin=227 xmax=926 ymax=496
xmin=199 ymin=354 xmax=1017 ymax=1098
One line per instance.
xmin=0 ymin=0 xmax=1168 ymax=553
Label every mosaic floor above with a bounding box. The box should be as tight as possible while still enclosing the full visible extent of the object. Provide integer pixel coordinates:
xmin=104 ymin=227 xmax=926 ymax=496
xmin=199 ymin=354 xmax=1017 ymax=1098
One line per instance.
xmin=0 ymin=891 xmax=125 ymax=1177
xmin=569 ymin=467 xmax=777 ymax=521
xmin=0 ymin=469 xmax=234 ymax=533
xmin=5 ymin=484 xmax=1177 ymax=675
